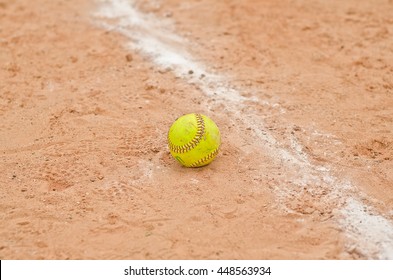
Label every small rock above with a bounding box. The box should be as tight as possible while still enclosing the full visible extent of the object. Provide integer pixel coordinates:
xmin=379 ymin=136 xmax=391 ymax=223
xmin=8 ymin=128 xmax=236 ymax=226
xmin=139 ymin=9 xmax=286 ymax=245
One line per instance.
xmin=125 ymin=54 xmax=133 ymax=62
xmin=144 ymin=84 xmax=155 ymax=90
xmin=293 ymin=125 xmax=301 ymax=131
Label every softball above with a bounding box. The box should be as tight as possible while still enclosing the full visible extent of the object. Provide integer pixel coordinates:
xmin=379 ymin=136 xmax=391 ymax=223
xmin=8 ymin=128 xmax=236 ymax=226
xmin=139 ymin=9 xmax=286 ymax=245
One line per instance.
xmin=168 ymin=113 xmax=221 ymax=167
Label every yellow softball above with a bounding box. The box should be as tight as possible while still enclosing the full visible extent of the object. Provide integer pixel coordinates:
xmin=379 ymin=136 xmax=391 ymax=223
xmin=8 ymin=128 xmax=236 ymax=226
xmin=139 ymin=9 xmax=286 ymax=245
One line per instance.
xmin=168 ymin=113 xmax=221 ymax=167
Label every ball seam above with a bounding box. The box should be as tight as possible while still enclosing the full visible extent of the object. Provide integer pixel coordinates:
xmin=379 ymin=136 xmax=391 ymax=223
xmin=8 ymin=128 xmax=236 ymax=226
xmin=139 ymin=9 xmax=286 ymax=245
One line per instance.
xmin=168 ymin=113 xmax=205 ymax=154
xmin=189 ymin=147 xmax=219 ymax=167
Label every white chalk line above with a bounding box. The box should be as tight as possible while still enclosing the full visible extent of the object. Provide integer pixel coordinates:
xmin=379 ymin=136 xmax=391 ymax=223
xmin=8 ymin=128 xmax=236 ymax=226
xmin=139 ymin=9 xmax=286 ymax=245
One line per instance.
xmin=94 ymin=0 xmax=393 ymax=259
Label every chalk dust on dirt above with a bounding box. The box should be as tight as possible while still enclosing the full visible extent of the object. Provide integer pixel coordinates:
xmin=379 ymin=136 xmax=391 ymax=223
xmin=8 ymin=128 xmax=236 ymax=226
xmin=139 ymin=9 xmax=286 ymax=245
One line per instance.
xmin=1 ymin=0 xmax=392 ymax=259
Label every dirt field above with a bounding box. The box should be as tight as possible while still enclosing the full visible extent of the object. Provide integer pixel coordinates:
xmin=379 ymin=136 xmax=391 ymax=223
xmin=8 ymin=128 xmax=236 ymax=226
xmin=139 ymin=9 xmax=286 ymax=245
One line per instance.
xmin=1 ymin=0 xmax=393 ymax=259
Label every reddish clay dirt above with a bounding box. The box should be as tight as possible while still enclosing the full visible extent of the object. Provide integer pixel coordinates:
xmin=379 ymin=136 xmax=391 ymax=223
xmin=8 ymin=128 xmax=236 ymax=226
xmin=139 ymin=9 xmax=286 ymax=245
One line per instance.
xmin=1 ymin=0 xmax=392 ymax=259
